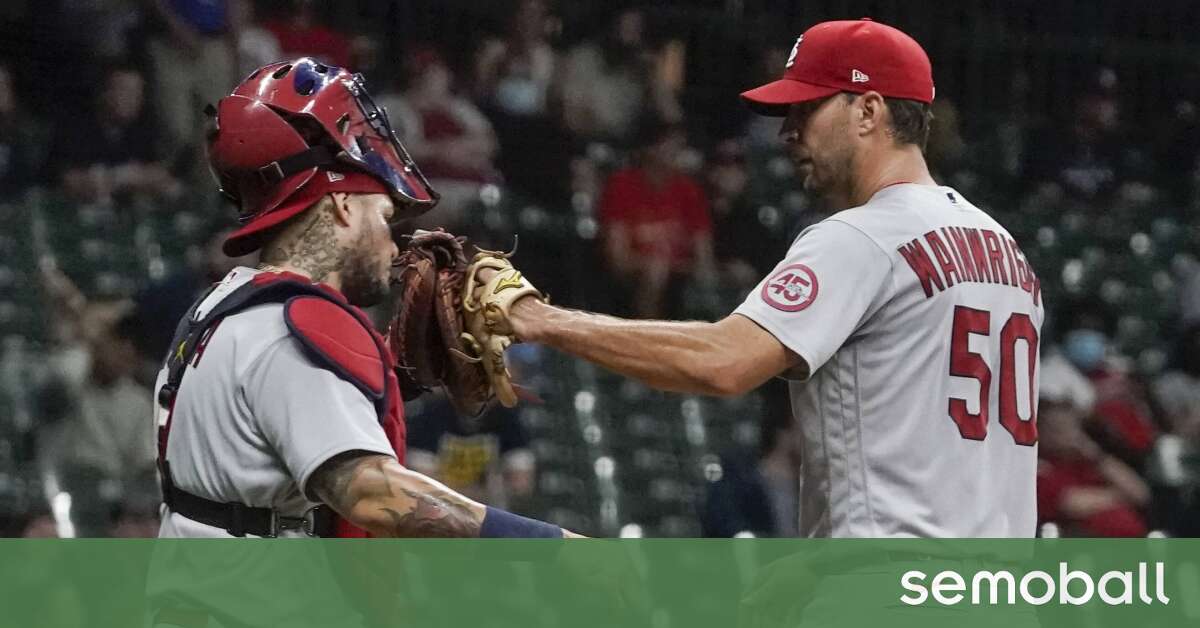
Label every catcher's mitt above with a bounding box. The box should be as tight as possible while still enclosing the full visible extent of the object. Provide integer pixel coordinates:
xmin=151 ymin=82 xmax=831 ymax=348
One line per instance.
xmin=387 ymin=229 xmax=543 ymax=416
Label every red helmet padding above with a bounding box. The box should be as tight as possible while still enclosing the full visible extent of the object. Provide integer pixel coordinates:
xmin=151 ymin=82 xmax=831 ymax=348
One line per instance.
xmin=284 ymin=296 xmax=387 ymax=399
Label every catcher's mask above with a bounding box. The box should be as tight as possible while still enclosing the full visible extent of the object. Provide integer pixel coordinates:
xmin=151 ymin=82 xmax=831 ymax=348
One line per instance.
xmin=207 ymin=58 xmax=440 ymax=256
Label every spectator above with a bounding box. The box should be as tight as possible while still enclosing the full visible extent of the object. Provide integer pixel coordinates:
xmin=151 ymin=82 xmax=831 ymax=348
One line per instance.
xmin=925 ymin=98 xmax=966 ymax=181
xmin=347 ymin=34 xmax=382 ymax=79
xmin=1039 ymin=346 xmax=1098 ymax=414
xmin=380 ymin=47 xmax=499 ymax=230
xmin=1025 ymin=69 xmax=1139 ymax=199
xmin=265 ymin=0 xmax=351 ymax=68
xmin=1160 ymin=97 xmax=1200 ymax=205
xmin=706 ymin=139 xmax=790 ymax=290
xmin=132 ymin=228 xmax=257 ymax=362
xmin=1152 ymin=328 xmax=1200 ymax=440
xmin=0 ymin=491 xmax=55 ymax=538
xmin=1060 ymin=328 xmax=1159 ymax=465
xmin=230 ymin=0 xmax=281 ymax=77
xmin=472 ymin=0 xmax=575 ymax=206
xmin=1179 ymin=264 xmax=1200 ymax=341
xmin=37 ymin=309 xmax=156 ymax=537
xmin=0 ymin=61 xmax=45 ymax=199
xmin=109 ymin=500 xmax=161 ymax=538
xmin=404 ymin=391 xmax=535 ymax=510
xmin=47 ymin=0 xmax=139 ymax=60
xmin=558 ymin=7 xmax=681 ymax=145
xmin=598 ymin=116 xmax=715 ymax=318
xmin=1037 ymin=397 xmax=1150 ymax=537
xmin=743 ymin=43 xmax=793 ymax=152
xmin=702 ymin=381 xmax=799 ymax=537
xmin=146 ymin=0 xmax=238 ymax=166
xmin=45 ymin=62 xmax=180 ymax=204
xmin=474 ymin=0 xmax=557 ymax=118
xmin=984 ymin=70 xmax=1034 ymax=183
xmin=1147 ymin=322 xmax=1200 ymax=536
xmin=19 ymin=510 xmax=58 ymax=538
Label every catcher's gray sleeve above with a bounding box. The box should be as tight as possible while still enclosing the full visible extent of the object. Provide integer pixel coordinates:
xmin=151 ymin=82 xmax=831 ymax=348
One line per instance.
xmin=243 ymin=336 xmax=396 ymax=499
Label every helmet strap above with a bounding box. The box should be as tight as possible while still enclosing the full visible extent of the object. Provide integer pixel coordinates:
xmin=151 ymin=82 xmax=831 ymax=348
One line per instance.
xmin=256 ymin=145 xmax=339 ymax=186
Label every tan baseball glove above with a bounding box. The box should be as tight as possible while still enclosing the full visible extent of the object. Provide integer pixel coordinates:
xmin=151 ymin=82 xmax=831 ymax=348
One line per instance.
xmin=460 ymin=246 xmax=545 ymax=407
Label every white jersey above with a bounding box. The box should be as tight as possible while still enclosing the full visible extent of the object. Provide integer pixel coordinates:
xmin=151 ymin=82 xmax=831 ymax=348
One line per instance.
xmin=735 ymin=184 xmax=1043 ymax=538
xmin=153 ymin=267 xmax=395 ymax=538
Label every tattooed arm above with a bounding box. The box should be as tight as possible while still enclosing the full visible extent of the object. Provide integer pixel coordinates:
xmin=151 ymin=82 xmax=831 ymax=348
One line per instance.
xmin=310 ymin=451 xmax=584 ymax=538
xmin=309 ymin=451 xmax=489 ymax=537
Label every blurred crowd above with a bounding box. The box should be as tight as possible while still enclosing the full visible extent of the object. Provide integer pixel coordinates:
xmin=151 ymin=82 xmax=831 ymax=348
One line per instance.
xmin=0 ymin=0 xmax=1199 ymax=538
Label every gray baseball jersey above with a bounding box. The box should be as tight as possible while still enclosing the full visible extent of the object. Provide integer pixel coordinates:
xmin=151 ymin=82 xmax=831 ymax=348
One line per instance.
xmin=154 ymin=267 xmax=395 ymax=538
xmin=735 ymin=184 xmax=1043 ymax=538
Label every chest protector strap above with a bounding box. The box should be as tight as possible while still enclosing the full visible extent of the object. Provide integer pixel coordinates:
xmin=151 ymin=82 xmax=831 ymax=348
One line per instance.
xmin=156 ymin=273 xmax=400 ymax=537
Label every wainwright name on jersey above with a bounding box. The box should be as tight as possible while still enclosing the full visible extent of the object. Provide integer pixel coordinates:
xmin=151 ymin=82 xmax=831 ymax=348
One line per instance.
xmin=735 ymin=183 xmax=1043 ymax=538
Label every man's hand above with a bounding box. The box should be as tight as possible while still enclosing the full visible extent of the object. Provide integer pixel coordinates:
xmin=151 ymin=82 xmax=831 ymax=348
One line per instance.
xmin=459 ymin=248 xmax=546 ymax=405
xmin=468 ymin=259 xmax=546 ymax=342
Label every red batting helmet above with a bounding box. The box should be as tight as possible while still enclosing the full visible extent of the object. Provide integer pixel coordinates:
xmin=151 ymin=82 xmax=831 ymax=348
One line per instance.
xmin=207 ymin=58 xmax=439 ymax=256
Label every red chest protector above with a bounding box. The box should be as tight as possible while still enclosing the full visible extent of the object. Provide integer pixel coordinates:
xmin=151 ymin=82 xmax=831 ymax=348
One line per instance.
xmin=156 ymin=271 xmax=405 ymax=537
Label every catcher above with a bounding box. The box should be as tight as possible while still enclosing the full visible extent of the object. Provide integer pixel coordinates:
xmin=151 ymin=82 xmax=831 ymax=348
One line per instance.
xmin=153 ymin=58 xmax=574 ymax=539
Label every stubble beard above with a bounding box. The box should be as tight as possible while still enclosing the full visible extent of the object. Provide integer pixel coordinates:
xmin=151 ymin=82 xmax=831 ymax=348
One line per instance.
xmin=340 ymin=231 xmax=390 ymax=307
xmin=807 ymin=144 xmax=857 ymax=210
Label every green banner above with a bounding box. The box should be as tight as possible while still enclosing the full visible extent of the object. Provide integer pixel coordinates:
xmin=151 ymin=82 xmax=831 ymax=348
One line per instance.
xmin=2 ymin=539 xmax=1198 ymax=627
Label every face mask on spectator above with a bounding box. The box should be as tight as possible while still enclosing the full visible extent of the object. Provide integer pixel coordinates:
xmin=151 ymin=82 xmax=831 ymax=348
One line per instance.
xmin=495 ymin=79 xmax=541 ymax=115
xmin=1063 ymin=329 xmax=1107 ymax=372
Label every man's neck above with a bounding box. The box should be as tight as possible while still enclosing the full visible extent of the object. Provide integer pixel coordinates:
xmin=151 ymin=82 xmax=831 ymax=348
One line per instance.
xmin=257 ymin=261 xmax=344 ymax=292
xmin=847 ymin=144 xmax=936 ymax=208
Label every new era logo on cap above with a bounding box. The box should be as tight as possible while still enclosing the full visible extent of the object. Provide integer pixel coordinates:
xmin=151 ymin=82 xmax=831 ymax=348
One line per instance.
xmin=851 ymin=69 xmax=870 ymax=83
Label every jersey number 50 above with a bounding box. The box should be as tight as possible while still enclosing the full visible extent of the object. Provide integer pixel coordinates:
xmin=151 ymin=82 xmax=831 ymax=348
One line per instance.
xmin=947 ymin=305 xmax=1038 ymax=446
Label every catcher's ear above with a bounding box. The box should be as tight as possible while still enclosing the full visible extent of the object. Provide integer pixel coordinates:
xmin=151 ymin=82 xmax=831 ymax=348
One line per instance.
xmin=328 ymin=192 xmax=355 ymax=228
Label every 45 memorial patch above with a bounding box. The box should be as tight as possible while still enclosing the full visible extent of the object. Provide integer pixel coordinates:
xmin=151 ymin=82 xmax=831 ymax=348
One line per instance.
xmin=762 ymin=263 xmax=819 ymax=312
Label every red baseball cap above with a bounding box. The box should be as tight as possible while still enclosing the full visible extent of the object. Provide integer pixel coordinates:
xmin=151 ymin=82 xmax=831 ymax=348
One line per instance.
xmin=741 ymin=18 xmax=934 ymax=117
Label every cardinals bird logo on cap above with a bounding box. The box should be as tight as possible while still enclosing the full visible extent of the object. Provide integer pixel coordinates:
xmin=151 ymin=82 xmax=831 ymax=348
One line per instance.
xmin=785 ymin=35 xmax=803 ymax=68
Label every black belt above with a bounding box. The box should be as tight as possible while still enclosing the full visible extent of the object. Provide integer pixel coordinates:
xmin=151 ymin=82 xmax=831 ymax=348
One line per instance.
xmin=164 ymin=481 xmax=335 ymax=538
